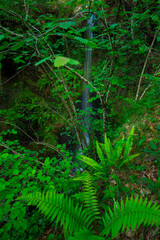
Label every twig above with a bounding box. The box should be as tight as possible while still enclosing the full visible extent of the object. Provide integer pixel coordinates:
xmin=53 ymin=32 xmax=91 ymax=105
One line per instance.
xmin=0 ymin=120 xmax=64 ymax=155
xmin=135 ymin=27 xmax=160 ymax=101
xmin=139 ymin=63 xmax=160 ymax=100
xmin=2 ymin=55 xmax=34 ymax=85
xmin=24 ymin=0 xmax=29 ymax=20
xmin=0 ymin=26 xmax=24 ymax=37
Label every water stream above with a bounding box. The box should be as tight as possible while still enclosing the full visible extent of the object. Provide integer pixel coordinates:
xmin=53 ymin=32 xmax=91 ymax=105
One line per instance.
xmin=82 ymin=14 xmax=95 ymax=146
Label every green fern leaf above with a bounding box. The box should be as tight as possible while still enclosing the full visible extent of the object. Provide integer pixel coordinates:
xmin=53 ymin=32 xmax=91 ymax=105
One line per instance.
xmin=114 ymin=136 xmax=125 ymax=162
xmin=119 ymin=153 xmax=140 ymax=167
xmin=80 ymin=156 xmax=104 ymax=173
xmin=96 ymin=141 xmax=105 ymax=165
xmin=101 ymin=196 xmax=160 ymax=239
xmin=104 ymin=134 xmax=114 ymax=162
xmin=123 ymin=126 xmax=134 ymax=160
xmin=82 ymin=171 xmax=100 ymax=221
xmin=18 ymin=189 xmax=91 ymax=234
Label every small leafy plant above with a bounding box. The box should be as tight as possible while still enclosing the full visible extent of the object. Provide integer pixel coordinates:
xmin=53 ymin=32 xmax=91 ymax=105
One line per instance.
xmin=81 ymin=126 xmax=140 ymax=176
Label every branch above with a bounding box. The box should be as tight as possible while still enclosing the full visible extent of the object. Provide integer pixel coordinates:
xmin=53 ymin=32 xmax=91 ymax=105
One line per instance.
xmin=139 ymin=63 xmax=160 ymax=100
xmin=0 ymin=26 xmax=24 ymax=37
xmin=0 ymin=121 xmax=64 ymax=155
xmin=135 ymin=27 xmax=160 ymax=101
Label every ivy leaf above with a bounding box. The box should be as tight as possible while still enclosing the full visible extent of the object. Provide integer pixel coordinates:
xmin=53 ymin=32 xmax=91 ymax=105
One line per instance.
xmin=35 ymin=56 xmax=51 ymax=66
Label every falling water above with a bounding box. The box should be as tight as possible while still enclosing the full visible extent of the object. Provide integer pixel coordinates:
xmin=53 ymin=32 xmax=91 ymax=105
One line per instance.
xmin=82 ymin=14 xmax=95 ymax=146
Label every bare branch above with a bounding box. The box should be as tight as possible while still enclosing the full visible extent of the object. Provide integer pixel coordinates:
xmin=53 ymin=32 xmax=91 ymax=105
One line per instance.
xmin=139 ymin=63 xmax=160 ymax=100
xmin=24 ymin=0 xmax=29 ymax=20
xmin=0 ymin=26 xmax=24 ymax=37
xmin=135 ymin=27 xmax=160 ymax=101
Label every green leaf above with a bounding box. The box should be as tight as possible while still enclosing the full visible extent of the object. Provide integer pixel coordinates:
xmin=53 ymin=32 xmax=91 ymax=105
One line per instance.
xmin=120 ymin=153 xmax=140 ymax=167
xmin=35 ymin=56 xmax=51 ymax=66
xmin=74 ymin=36 xmax=97 ymax=48
xmin=80 ymin=156 xmax=104 ymax=172
xmin=54 ymin=56 xmax=69 ymax=67
xmin=0 ymin=178 xmax=6 ymax=191
xmin=59 ymin=21 xmax=76 ymax=29
xmin=68 ymin=58 xmax=79 ymax=65
xmin=13 ymin=169 xmax=19 ymax=175
xmin=54 ymin=56 xmax=79 ymax=67
xmin=0 ymin=34 xmax=5 ymax=41
xmin=10 ymin=41 xmax=25 ymax=51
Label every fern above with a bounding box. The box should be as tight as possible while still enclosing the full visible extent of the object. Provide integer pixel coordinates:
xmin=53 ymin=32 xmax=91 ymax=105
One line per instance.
xmin=84 ymin=126 xmax=140 ymax=170
xmin=104 ymin=134 xmax=114 ymax=163
xmin=101 ymin=196 xmax=160 ymax=238
xmin=18 ymin=188 xmax=160 ymax=239
xmin=80 ymin=155 xmax=105 ymax=173
xmin=18 ymin=188 xmax=91 ymax=234
xmin=96 ymin=141 xmax=105 ymax=166
xmin=82 ymin=171 xmax=100 ymax=221
xmin=18 ymin=190 xmax=160 ymax=239
xmin=123 ymin=126 xmax=134 ymax=160
xmin=114 ymin=136 xmax=125 ymax=162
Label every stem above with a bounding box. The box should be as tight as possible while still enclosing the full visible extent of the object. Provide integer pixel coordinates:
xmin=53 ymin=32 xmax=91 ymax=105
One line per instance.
xmin=135 ymin=27 xmax=160 ymax=101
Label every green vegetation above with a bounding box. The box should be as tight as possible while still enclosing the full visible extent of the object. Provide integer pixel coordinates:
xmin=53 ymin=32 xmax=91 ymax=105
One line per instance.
xmin=0 ymin=0 xmax=160 ymax=239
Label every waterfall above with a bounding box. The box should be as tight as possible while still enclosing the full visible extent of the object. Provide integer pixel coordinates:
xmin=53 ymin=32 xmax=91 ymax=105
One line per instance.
xmin=82 ymin=14 xmax=95 ymax=146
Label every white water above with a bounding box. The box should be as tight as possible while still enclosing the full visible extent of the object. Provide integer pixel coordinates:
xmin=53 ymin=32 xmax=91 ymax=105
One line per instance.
xmin=82 ymin=14 xmax=95 ymax=146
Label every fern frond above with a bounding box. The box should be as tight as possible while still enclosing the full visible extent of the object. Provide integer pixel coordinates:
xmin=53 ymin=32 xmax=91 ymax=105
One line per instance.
xmin=81 ymin=155 xmax=104 ymax=173
xmin=96 ymin=141 xmax=105 ymax=165
xmin=114 ymin=136 xmax=124 ymax=162
xmin=104 ymin=134 xmax=114 ymax=162
xmin=101 ymin=196 xmax=160 ymax=239
xmin=123 ymin=126 xmax=134 ymax=160
xmin=119 ymin=153 xmax=140 ymax=168
xmin=18 ymin=188 xmax=90 ymax=235
xmin=83 ymin=171 xmax=100 ymax=221
xmin=69 ymin=229 xmax=105 ymax=240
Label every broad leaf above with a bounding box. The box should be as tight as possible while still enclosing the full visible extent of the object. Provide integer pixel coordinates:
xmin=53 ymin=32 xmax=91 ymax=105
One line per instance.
xmin=74 ymin=36 xmax=97 ymax=48
xmin=54 ymin=56 xmax=79 ymax=67
xmin=54 ymin=56 xmax=70 ymax=67
xmin=59 ymin=21 xmax=76 ymax=29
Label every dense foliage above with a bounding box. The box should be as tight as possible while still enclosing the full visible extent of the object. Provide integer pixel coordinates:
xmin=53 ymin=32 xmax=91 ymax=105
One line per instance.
xmin=0 ymin=0 xmax=160 ymax=239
